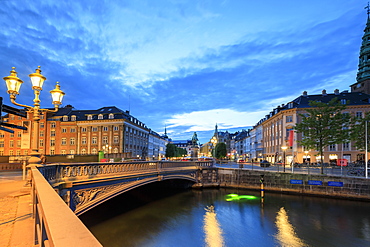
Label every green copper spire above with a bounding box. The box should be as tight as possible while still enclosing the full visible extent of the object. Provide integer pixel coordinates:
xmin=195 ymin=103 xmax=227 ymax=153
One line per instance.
xmin=351 ymin=4 xmax=370 ymax=93
xmin=356 ymin=3 xmax=370 ymax=85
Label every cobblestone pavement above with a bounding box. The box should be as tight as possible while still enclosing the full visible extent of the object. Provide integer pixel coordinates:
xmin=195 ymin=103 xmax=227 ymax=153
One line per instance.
xmin=0 ymin=172 xmax=33 ymax=247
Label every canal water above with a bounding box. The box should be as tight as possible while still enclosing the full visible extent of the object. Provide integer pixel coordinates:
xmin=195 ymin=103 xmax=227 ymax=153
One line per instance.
xmin=82 ymin=187 xmax=370 ymax=247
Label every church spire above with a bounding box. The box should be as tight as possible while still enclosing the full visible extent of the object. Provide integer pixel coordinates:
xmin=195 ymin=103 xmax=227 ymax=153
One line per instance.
xmin=351 ymin=4 xmax=370 ymax=94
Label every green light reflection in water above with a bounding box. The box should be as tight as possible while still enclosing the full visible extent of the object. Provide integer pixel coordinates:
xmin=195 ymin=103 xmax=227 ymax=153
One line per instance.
xmin=225 ymin=193 xmax=259 ymax=201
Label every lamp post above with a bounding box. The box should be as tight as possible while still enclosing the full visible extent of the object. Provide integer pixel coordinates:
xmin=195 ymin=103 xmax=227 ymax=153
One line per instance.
xmin=281 ymin=146 xmax=288 ymax=172
xmin=3 ymin=67 xmax=65 ymax=165
xmin=304 ymin=150 xmax=309 ymax=164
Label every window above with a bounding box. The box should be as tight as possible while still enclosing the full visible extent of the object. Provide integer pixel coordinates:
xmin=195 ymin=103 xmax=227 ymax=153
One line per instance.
xmin=17 ymin=140 xmax=21 ymax=147
xmin=63 ymin=116 xmax=68 ymax=121
xmin=103 ymin=126 xmax=108 ymax=131
xmin=114 ymin=126 xmax=119 ymax=131
xmin=50 ymin=140 xmax=55 ymax=146
xmin=114 ymin=136 xmax=119 ymax=143
xmin=70 ymin=150 xmax=75 ymax=154
xmin=62 ymin=128 xmax=67 ymax=133
xmin=40 ymin=122 xmax=44 ymax=128
xmin=87 ymin=115 xmax=92 ymax=120
xmin=51 ymin=130 xmax=56 ymax=137
xmin=102 ymin=136 xmax=108 ymax=144
xmin=70 ymin=128 xmax=76 ymax=133
xmin=40 ymin=114 xmax=44 ymax=120
xmin=51 ymin=122 xmax=56 ymax=128
xmin=10 ymin=140 xmax=13 ymax=147
xmin=109 ymin=114 xmax=114 ymax=119
xmin=81 ymin=127 xmax=87 ymax=132
xmin=61 ymin=138 xmax=67 ymax=145
xmin=81 ymin=149 xmax=86 ymax=155
xmin=329 ymin=144 xmax=336 ymax=151
xmin=341 ymin=99 xmax=347 ymax=104
xmin=286 ymin=115 xmax=293 ymax=123
xmin=17 ymin=132 xmax=21 ymax=137
xmin=343 ymin=142 xmax=350 ymax=151
xmin=92 ymin=148 xmax=97 ymax=155
xmin=98 ymin=114 xmax=103 ymax=120
xmin=39 ymin=139 xmax=44 ymax=147
xmin=92 ymin=137 xmax=97 ymax=144
xmin=61 ymin=150 xmax=66 ymax=155
xmin=70 ymin=138 xmax=75 ymax=145
xmin=356 ymin=112 xmax=363 ymax=119
xmin=10 ymin=133 xmax=14 ymax=138
xmin=24 ymin=150 xmax=28 ymax=155
xmin=16 ymin=150 xmax=21 ymax=156
xmin=0 ymin=133 xmax=4 ymax=138
xmin=0 ymin=141 xmax=4 ymax=147
xmin=82 ymin=137 xmax=87 ymax=145
xmin=71 ymin=115 xmax=76 ymax=121
xmin=9 ymin=150 xmax=13 ymax=156
xmin=40 ymin=131 xmax=44 ymax=137
xmin=92 ymin=127 xmax=98 ymax=132
xmin=287 ymin=102 xmax=293 ymax=108
xmin=50 ymin=149 xmax=55 ymax=155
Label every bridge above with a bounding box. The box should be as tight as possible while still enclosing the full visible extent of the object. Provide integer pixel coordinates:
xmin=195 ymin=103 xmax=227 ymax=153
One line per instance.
xmin=30 ymin=160 xmax=214 ymax=246
xmin=29 ymin=160 xmax=370 ymax=246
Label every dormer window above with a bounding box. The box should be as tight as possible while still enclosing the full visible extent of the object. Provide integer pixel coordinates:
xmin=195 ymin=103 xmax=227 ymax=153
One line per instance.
xmin=71 ymin=115 xmax=76 ymax=121
xmin=341 ymin=99 xmax=347 ymax=104
xmin=63 ymin=115 xmax=68 ymax=121
xmin=98 ymin=114 xmax=103 ymax=120
xmin=287 ymin=102 xmax=293 ymax=109
xmin=109 ymin=113 xmax=114 ymax=119
xmin=87 ymin=115 xmax=93 ymax=120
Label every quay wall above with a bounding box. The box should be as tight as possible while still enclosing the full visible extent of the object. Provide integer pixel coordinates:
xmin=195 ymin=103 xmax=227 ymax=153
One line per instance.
xmin=196 ymin=168 xmax=370 ymax=201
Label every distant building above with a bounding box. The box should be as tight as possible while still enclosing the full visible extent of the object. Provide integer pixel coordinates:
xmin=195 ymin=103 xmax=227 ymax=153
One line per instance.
xmin=0 ymin=105 xmax=167 ymax=160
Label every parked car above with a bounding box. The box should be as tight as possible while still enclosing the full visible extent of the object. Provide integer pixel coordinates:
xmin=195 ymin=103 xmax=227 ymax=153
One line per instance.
xmin=260 ymin=160 xmax=271 ymax=167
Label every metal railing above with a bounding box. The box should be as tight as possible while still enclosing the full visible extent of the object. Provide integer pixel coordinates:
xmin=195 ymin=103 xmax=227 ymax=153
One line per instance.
xmin=31 ymin=166 xmax=102 ymax=247
xmin=39 ymin=160 xmax=214 ymax=183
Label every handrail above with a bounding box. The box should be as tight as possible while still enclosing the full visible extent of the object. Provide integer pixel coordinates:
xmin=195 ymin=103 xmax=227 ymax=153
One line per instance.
xmin=31 ymin=166 xmax=102 ymax=247
xmin=40 ymin=161 xmax=214 ymax=183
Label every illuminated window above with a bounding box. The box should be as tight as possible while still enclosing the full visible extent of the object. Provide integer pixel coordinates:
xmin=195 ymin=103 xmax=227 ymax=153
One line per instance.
xmin=71 ymin=115 xmax=76 ymax=121
xmin=50 ymin=140 xmax=55 ymax=146
xmin=87 ymin=115 xmax=92 ymax=120
xmin=109 ymin=114 xmax=114 ymax=119
xmin=63 ymin=116 xmax=68 ymax=121
xmin=102 ymin=136 xmax=108 ymax=144
xmin=98 ymin=114 xmax=103 ymax=120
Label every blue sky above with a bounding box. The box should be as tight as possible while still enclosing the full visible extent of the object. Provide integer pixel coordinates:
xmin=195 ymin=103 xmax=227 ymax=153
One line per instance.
xmin=0 ymin=0 xmax=366 ymax=143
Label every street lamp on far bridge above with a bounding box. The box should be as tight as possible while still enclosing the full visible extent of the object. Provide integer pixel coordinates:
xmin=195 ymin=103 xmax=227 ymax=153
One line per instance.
xmin=281 ymin=146 xmax=288 ymax=172
xmin=3 ymin=67 xmax=65 ymax=165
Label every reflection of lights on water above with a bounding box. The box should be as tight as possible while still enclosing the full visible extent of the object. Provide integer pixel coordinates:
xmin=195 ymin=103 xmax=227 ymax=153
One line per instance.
xmin=275 ymin=207 xmax=307 ymax=247
xmin=225 ymin=194 xmax=258 ymax=201
xmin=203 ymin=205 xmax=224 ymax=247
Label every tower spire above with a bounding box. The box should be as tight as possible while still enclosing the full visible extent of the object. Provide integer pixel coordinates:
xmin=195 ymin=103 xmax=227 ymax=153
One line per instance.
xmin=351 ymin=4 xmax=370 ymax=94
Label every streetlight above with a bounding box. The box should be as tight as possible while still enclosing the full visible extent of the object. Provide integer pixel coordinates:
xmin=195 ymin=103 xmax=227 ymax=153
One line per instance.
xmin=304 ymin=150 xmax=309 ymax=164
xmin=3 ymin=67 xmax=65 ymax=165
xmin=281 ymin=146 xmax=288 ymax=172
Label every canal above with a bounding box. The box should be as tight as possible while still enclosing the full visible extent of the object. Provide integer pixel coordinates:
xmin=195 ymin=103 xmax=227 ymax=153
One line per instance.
xmin=80 ymin=185 xmax=370 ymax=247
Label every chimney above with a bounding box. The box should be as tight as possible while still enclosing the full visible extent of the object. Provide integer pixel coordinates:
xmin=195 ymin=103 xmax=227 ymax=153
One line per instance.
xmin=334 ymin=89 xmax=340 ymax=95
xmin=322 ymin=89 xmax=327 ymax=95
xmin=302 ymin=91 xmax=308 ymax=96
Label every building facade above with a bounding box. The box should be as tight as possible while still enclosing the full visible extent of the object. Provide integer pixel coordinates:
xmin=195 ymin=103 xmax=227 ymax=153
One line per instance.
xmin=1 ymin=105 xmax=167 ymax=160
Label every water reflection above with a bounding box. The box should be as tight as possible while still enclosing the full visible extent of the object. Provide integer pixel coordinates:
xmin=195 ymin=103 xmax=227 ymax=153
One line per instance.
xmin=203 ymin=205 xmax=224 ymax=247
xmin=275 ymin=207 xmax=307 ymax=247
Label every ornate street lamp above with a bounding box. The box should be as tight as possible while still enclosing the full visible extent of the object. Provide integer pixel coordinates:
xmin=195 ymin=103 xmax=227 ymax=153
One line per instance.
xmin=3 ymin=67 xmax=65 ymax=165
xmin=281 ymin=146 xmax=288 ymax=172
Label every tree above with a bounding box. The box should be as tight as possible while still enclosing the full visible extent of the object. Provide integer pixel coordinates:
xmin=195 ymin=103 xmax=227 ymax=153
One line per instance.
xmin=165 ymin=143 xmax=177 ymax=158
xmin=214 ymin=142 xmax=227 ymax=159
xmin=294 ymin=98 xmax=350 ymax=174
xmin=350 ymin=111 xmax=370 ymax=152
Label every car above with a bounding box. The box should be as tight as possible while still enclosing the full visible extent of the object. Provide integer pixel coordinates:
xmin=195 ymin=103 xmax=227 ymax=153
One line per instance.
xmin=260 ymin=160 xmax=271 ymax=167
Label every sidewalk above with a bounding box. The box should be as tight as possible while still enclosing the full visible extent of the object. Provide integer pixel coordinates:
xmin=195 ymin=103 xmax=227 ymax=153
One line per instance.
xmin=0 ymin=171 xmax=33 ymax=247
